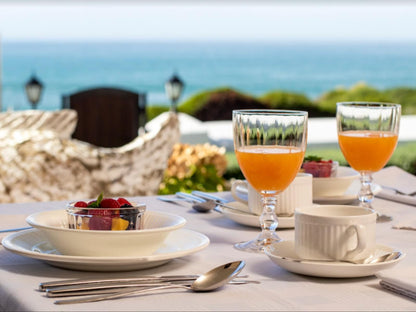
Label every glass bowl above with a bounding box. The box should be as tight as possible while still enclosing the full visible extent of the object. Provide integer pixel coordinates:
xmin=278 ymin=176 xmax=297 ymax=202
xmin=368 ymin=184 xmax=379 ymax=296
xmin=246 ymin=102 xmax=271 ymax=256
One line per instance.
xmin=66 ymin=203 xmax=146 ymax=231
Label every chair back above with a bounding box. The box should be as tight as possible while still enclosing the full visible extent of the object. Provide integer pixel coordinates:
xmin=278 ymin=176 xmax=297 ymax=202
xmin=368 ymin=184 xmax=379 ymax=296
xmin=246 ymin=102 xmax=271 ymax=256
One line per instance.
xmin=62 ymin=87 xmax=146 ymax=147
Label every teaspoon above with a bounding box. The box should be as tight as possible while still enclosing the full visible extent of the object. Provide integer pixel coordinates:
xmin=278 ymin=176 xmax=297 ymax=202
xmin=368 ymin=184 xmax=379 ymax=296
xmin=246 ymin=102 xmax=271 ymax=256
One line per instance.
xmin=54 ymin=260 xmax=245 ymax=304
xmin=285 ymin=251 xmax=402 ymax=265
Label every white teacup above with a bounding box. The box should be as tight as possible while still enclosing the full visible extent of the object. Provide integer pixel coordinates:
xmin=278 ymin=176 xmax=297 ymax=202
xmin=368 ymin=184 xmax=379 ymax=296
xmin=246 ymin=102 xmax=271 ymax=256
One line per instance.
xmin=231 ymin=173 xmax=313 ymax=216
xmin=295 ymin=205 xmax=376 ymax=261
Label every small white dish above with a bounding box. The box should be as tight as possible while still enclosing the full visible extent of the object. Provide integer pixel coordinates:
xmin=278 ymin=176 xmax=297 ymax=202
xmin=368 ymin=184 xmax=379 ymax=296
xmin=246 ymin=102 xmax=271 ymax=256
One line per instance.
xmin=312 ymin=166 xmax=360 ymax=197
xmin=221 ymin=201 xmax=294 ymax=229
xmin=264 ymin=240 xmax=404 ymax=278
xmin=313 ymin=180 xmax=382 ymax=204
xmin=26 ymin=210 xmax=186 ymax=257
xmin=2 ymin=228 xmax=209 ymax=272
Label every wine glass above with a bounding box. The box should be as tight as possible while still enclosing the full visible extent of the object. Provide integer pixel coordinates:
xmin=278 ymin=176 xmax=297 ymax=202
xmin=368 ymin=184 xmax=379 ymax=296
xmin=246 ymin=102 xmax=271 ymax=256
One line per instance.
xmin=233 ymin=109 xmax=308 ymax=253
xmin=336 ymin=102 xmax=401 ymax=221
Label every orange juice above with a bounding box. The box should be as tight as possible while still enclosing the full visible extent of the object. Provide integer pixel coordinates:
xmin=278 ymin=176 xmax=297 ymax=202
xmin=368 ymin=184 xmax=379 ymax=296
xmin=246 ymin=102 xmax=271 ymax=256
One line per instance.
xmin=338 ymin=130 xmax=398 ymax=172
xmin=236 ymin=145 xmax=305 ymax=193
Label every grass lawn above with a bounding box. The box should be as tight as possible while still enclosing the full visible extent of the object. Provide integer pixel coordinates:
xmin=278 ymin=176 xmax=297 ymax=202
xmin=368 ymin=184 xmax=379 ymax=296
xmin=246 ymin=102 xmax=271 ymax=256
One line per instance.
xmin=225 ymin=141 xmax=416 ymax=178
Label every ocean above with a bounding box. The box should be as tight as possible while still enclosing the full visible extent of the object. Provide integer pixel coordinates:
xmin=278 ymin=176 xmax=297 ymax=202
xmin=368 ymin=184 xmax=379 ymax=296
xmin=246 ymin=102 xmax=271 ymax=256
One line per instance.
xmin=2 ymin=41 xmax=416 ymax=111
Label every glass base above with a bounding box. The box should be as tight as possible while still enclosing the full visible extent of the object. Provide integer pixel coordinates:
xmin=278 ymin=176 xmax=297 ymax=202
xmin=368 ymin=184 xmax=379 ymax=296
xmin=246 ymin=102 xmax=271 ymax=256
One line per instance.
xmin=234 ymin=232 xmax=282 ymax=253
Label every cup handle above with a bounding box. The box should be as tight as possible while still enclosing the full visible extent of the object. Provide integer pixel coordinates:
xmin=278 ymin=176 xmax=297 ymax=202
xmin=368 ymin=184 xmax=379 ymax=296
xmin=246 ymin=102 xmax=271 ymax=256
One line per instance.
xmin=231 ymin=180 xmax=249 ymax=204
xmin=345 ymin=224 xmax=367 ymax=259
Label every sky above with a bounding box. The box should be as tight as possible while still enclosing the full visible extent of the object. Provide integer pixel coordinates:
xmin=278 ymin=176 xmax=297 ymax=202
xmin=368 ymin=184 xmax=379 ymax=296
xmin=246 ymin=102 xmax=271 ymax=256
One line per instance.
xmin=0 ymin=1 xmax=416 ymax=42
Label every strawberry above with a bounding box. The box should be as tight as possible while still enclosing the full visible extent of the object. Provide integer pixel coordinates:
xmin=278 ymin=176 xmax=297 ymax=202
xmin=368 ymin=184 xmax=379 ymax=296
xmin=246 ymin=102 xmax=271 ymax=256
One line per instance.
xmin=100 ymin=198 xmax=121 ymax=208
xmin=117 ymin=197 xmax=132 ymax=207
xmin=302 ymin=156 xmax=334 ymax=178
xmin=74 ymin=201 xmax=87 ymax=207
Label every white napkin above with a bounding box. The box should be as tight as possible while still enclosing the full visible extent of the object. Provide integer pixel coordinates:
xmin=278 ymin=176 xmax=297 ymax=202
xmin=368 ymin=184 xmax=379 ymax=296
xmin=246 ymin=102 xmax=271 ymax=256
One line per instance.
xmin=373 ymin=166 xmax=416 ymax=195
xmin=0 ymin=214 xmax=29 ymax=244
xmin=373 ymin=166 xmax=416 ymax=206
xmin=376 ymin=189 xmax=416 ymax=207
xmin=377 ymin=267 xmax=416 ymax=301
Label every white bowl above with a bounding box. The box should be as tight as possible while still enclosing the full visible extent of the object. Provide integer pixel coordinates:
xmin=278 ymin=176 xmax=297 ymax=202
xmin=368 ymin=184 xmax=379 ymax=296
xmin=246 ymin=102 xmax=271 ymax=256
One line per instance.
xmin=312 ymin=166 xmax=360 ymax=197
xmin=26 ymin=210 xmax=186 ymax=257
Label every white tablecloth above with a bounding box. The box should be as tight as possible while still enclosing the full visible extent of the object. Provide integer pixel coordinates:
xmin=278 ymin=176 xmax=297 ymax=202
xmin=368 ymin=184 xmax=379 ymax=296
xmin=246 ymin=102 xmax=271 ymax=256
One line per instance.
xmin=0 ymin=194 xmax=415 ymax=311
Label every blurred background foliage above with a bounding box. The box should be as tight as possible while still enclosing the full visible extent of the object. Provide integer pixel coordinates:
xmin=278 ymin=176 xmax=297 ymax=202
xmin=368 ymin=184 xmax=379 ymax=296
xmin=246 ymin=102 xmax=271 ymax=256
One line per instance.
xmin=147 ymin=82 xmax=416 ymax=120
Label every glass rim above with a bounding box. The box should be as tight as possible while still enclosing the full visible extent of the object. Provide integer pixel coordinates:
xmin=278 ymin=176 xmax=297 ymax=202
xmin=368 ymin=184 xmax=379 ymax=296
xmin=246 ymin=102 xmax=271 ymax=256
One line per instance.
xmin=232 ymin=109 xmax=308 ymax=116
xmin=66 ymin=202 xmax=146 ymax=211
xmin=336 ymin=101 xmax=401 ymax=108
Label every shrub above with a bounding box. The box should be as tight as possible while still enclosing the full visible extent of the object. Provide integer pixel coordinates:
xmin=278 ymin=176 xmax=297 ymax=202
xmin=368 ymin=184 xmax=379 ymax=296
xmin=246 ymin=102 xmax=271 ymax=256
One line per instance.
xmin=146 ymin=105 xmax=170 ymax=121
xmin=260 ymin=91 xmax=332 ymax=117
xmin=316 ymin=82 xmax=391 ymax=114
xmin=159 ymin=143 xmax=228 ymax=194
xmin=383 ymin=88 xmax=416 ymax=114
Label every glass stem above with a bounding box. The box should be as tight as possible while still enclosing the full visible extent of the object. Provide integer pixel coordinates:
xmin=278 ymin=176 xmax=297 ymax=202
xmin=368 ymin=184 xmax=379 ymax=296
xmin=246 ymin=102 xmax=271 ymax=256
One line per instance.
xmin=358 ymin=172 xmax=374 ymax=208
xmin=259 ymin=194 xmax=279 ymax=243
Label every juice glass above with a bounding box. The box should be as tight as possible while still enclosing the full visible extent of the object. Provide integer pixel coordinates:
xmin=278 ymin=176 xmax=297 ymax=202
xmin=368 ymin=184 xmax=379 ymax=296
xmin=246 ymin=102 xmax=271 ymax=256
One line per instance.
xmin=336 ymin=102 xmax=401 ymax=221
xmin=233 ymin=110 xmax=308 ymax=252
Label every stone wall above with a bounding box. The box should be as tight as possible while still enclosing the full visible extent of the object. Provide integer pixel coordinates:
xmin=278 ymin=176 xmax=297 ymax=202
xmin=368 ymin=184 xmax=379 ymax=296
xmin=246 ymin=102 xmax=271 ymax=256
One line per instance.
xmin=0 ymin=110 xmax=179 ymax=203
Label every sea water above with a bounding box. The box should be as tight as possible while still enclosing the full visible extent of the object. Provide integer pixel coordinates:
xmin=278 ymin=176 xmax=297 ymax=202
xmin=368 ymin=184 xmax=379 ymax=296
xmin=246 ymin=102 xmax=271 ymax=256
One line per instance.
xmin=2 ymin=40 xmax=416 ymax=111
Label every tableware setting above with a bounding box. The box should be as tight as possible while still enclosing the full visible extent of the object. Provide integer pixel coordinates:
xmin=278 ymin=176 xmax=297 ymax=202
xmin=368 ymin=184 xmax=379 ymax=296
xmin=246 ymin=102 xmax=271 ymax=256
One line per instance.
xmin=39 ymin=260 xmax=247 ymax=304
xmin=39 ymin=274 xmax=257 ymax=298
xmin=264 ymin=240 xmax=404 ymax=278
xmin=2 ymin=227 xmax=210 ymax=271
xmin=232 ymin=109 xmax=308 ymax=252
xmin=2 ymin=195 xmax=212 ymax=271
xmin=26 ymin=209 xmax=186 ymax=257
xmin=336 ymin=102 xmax=401 ymax=221
xmin=264 ymin=205 xmax=405 ymax=278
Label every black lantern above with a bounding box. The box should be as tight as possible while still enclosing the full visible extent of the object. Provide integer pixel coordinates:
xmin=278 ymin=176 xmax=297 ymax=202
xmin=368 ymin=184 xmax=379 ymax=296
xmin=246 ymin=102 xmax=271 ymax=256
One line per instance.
xmin=165 ymin=73 xmax=184 ymax=112
xmin=25 ymin=74 xmax=44 ymax=109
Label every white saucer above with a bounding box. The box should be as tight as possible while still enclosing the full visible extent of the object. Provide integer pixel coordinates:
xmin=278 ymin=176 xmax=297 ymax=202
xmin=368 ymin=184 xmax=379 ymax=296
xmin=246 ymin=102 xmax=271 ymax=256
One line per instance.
xmin=2 ymin=228 xmax=209 ymax=272
xmin=264 ymin=240 xmax=405 ymax=278
xmin=313 ymin=180 xmax=382 ymax=204
xmin=221 ymin=202 xmax=294 ymax=229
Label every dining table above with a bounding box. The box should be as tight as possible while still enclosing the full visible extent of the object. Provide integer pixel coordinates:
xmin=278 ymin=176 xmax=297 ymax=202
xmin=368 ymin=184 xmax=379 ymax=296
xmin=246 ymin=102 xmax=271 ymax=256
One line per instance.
xmin=0 ymin=186 xmax=415 ymax=311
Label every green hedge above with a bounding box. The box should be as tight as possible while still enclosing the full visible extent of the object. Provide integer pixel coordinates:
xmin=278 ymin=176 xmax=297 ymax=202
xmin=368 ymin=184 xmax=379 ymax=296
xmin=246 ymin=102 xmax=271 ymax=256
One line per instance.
xmin=147 ymin=82 xmax=416 ymax=121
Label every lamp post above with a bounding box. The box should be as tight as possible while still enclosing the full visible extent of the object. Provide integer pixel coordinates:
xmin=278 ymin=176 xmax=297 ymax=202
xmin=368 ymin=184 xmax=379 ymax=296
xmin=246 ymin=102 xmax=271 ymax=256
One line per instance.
xmin=165 ymin=73 xmax=184 ymax=112
xmin=25 ymin=74 xmax=43 ymax=109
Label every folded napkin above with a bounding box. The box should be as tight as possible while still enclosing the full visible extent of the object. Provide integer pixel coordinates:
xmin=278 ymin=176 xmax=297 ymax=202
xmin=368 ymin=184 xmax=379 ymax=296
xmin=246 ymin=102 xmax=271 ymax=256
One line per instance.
xmin=373 ymin=166 xmax=416 ymax=196
xmin=377 ymin=267 xmax=416 ymax=301
xmin=376 ymin=189 xmax=416 ymax=207
xmin=0 ymin=214 xmax=29 ymax=244
xmin=373 ymin=166 xmax=416 ymax=207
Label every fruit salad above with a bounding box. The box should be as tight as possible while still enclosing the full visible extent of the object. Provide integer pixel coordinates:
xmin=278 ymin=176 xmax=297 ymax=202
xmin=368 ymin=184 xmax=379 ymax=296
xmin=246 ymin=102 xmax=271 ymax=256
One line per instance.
xmin=302 ymin=155 xmax=338 ymax=178
xmin=67 ymin=193 xmax=146 ymax=231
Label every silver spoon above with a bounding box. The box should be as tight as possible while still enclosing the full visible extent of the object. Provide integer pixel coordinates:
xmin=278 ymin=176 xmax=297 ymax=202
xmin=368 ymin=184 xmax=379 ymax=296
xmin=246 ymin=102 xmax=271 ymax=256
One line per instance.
xmin=54 ymin=261 xmax=245 ymax=304
xmin=192 ymin=200 xmax=258 ymax=215
xmin=175 ymin=192 xmax=257 ymax=215
xmin=285 ymin=251 xmax=402 ymax=265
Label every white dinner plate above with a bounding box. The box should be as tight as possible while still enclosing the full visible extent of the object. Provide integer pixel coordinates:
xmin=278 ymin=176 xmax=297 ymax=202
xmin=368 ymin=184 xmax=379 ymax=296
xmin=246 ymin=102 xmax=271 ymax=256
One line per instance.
xmin=2 ymin=228 xmax=209 ymax=272
xmin=264 ymin=240 xmax=405 ymax=278
xmin=221 ymin=201 xmax=294 ymax=229
xmin=313 ymin=180 xmax=382 ymax=204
